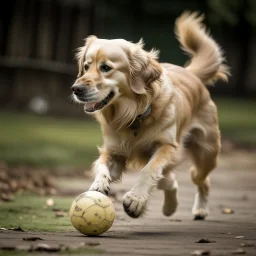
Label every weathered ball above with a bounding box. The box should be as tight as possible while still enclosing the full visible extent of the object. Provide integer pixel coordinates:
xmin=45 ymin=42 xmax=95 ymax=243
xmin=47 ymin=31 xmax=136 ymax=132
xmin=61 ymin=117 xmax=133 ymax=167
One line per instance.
xmin=69 ymin=191 xmax=115 ymax=236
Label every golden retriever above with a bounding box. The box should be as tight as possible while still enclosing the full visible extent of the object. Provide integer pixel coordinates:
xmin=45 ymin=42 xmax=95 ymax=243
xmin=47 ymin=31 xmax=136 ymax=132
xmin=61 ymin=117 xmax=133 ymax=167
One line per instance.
xmin=71 ymin=12 xmax=229 ymax=219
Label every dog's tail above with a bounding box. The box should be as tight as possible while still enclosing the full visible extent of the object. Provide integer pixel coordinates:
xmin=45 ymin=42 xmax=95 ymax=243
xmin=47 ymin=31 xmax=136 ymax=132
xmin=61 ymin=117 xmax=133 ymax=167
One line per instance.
xmin=175 ymin=12 xmax=230 ymax=85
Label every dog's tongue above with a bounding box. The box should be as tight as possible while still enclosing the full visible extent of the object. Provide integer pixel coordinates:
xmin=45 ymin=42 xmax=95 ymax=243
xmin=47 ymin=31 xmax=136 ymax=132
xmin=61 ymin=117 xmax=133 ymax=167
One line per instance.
xmin=84 ymin=102 xmax=97 ymax=111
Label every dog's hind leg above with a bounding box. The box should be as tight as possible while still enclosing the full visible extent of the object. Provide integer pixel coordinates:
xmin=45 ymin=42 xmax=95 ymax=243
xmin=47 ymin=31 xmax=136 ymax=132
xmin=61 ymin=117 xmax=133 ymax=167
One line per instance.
xmin=158 ymin=170 xmax=178 ymax=216
xmin=187 ymin=102 xmax=221 ymax=220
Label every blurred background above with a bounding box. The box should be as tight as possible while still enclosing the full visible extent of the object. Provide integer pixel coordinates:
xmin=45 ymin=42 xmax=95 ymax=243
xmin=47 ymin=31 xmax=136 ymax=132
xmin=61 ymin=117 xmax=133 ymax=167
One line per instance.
xmin=0 ymin=0 xmax=256 ymax=199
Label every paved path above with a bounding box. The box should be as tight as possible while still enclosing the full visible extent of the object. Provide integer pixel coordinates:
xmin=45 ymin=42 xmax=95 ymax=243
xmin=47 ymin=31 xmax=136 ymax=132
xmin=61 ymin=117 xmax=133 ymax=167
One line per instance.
xmin=1 ymin=157 xmax=256 ymax=255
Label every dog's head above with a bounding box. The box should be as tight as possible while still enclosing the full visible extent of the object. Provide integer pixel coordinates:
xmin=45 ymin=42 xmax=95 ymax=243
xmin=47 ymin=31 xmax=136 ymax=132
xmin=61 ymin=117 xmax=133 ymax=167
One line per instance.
xmin=72 ymin=36 xmax=162 ymax=114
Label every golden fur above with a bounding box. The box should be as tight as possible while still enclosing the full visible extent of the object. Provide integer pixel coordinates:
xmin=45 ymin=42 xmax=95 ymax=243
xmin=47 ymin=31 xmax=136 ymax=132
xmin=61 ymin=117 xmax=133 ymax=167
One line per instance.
xmin=72 ymin=12 xmax=229 ymax=219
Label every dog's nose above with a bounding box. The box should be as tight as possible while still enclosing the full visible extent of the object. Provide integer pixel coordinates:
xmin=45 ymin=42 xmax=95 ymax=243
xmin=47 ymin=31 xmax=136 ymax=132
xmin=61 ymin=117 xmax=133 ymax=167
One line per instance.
xmin=72 ymin=84 xmax=85 ymax=95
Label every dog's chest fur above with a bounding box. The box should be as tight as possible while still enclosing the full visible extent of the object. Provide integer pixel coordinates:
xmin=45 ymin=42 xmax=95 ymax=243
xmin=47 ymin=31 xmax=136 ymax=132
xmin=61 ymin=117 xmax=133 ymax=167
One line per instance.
xmin=102 ymin=119 xmax=177 ymax=163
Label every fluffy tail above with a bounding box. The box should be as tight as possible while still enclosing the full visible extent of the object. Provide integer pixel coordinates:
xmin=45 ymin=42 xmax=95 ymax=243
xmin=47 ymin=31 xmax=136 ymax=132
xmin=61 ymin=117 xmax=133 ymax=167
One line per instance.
xmin=175 ymin=12 xmax=230 ymax=85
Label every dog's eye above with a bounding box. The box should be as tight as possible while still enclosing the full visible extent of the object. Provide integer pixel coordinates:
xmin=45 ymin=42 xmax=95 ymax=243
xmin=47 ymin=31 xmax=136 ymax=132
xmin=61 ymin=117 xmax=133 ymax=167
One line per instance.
xmin=84 ymin=64 xmax=89 ymax=71
xmin=99 ymin=63 xmax=112 ymax=73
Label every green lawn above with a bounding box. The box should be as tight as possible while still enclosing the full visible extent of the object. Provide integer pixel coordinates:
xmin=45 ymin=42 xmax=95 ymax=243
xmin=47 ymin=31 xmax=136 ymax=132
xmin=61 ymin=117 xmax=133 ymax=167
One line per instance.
xmin=0 ymin=112 xmax=101 ymax=168
xmin=0 ymin=98 xmax=255 ymax=168
xmin=0 ymin=194 xmax=72 ymax=231
xmin=0 ymin=194 xmax=105 ymax=254
xmin=214 ymin=98 xmax=256 ymax=145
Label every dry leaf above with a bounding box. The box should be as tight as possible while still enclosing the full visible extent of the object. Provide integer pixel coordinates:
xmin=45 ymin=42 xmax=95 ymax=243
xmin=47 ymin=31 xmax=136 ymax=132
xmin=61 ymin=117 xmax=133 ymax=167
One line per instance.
xmin=52 ymin=208 xmax=67 ymax=212
xmin=222 ymin=208 xmax=234 ymax=214
xmin=55 ymin=211 xmax=66 ymax=217
xmin=191 ymin=249 xmax=211 ymax=256
xmin=196 ymin=238 xmax=216 ymax=243
xmin=240 ymin=243 xmax=254 ymax=247
xmin=0 ymin=171 xmax=8 ymax=182
xmin=23 ymin=237 xmax=43 ymax=241
xmin=86 ymin=242 xmax=101 ymax=246
xmin=232 ymin=248 xmax=246 ymax=254
xmin=2 ymin=226 xmax=25 ymax=232
xmin=0 ymin=245 xmax=15 ymax=250
xmin=31 ymin=243 xmax=61 ymax=252
xmin=1 ymin=193 xmax=14 ymax=202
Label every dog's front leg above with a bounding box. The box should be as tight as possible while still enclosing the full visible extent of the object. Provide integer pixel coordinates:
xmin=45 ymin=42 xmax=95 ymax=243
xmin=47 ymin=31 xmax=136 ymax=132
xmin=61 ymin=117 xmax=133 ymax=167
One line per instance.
xmin=89 ymin=151 xmax=125 ymax=195
xmin=123 ymin=144 xmax=178 ymax=218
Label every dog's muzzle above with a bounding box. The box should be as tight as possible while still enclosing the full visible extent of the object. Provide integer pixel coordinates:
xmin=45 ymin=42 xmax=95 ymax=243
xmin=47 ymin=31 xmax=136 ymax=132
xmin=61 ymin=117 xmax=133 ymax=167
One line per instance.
xmin=71 ymin=84 xmax=115 ymax=113
xmin=85 ymin=90 xmax=115 ymax=113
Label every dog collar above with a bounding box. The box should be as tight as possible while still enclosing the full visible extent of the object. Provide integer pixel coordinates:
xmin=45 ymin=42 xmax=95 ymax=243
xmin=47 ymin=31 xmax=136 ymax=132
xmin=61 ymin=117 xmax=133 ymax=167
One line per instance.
xmin=130 ymin=106 xmax=152 ymax=136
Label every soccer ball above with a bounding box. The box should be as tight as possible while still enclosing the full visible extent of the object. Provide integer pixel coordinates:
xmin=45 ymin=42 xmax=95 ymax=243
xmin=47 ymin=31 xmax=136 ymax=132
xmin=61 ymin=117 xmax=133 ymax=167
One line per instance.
xmin=69 ymin=191 xmax=115 ymax=236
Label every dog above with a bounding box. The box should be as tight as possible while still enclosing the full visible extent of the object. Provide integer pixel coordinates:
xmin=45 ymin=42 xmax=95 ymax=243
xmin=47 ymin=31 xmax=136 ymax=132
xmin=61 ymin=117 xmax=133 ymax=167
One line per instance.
xmin=71 ymin=12 xmax=229 ymax=219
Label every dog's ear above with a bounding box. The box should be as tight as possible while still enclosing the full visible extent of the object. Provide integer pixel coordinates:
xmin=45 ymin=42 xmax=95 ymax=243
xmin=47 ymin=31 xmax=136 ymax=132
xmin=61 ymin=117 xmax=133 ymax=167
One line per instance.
xmin=128 ymin=39 xmax=162 ymax=94
xmin=76 ymin=35 xmax=97 ymax=77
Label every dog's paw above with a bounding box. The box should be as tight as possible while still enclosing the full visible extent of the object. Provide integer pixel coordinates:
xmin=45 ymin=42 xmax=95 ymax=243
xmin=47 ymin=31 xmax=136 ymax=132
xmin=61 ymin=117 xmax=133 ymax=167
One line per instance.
xmin=122 ymin=191 xmax=147 ymax=218
xmin=162 ymin=188 xmax=178 ymax=217
xmin=192 ymin=192 xmax=208 ymax=220
xmin=89 ymin=176 xmax=111 ymax=195
xmin=193 ymin=208 xmax=208 ymax=220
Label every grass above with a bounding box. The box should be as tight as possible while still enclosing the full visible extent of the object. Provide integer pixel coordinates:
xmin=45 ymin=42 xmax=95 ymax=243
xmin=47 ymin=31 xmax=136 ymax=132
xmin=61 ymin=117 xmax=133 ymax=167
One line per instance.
xmin=0 ymin=194 xmax=105 ymax=255
xmin=0 ymin=112 xmax=101 ymax=168
xmin=0 ymin=194 xmax=73 ymax=231
xmin=0 ymin=97 xmax=255 ymax=168
xmin=214 ymin=98 xmax=256 ymax=145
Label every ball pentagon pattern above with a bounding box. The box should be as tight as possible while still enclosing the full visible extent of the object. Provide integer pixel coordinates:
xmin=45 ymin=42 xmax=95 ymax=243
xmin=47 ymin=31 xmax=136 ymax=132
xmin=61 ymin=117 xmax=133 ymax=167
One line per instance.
xmin=69 ymin=191 xmax=115 ymax=236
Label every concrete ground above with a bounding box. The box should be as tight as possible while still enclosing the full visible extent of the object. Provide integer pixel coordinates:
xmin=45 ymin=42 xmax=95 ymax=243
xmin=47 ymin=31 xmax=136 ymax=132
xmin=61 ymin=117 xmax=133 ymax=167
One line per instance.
xmin=0 ymin=154 xmax=256 ymax=255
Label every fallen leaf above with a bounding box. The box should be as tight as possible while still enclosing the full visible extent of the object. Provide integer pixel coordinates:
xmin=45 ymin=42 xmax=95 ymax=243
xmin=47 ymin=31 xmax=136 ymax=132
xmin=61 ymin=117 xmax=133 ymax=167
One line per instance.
xmin=23 ymin=237 xmax=44 ymax=241
xmin=222 ymin=208 xmax=234 ymax=214
xmin=195 ymin=238 xmax=216 ymax=243
xmin=240 ymin=243 xmax=254 ymax=247
xmin=0 ymin=245 xmax=16 ymax=250
xmin=2 ymin=226 xmax=25 ymax=232
xmin=0 ymin=170 xmax=8 ymax=182
xmin=52 ymin=208 xmax=67 ymax=212
xmin=55 ymin=211 xmax=66 ymax=217
xmin=232 ymin=248 xmax=246 ymax=254
xmin=1 ymin=193 xmax=14 ymax=202
xmin=8 ymin=180 xmax=18 ymax=192
xmin=52 ymin=208 xmax=61 ymax=212
xmin=46 ymin=198 xmax=54 ymax=207
xmin=86 ymin=242 xmax=101 ymax=246
xmin=31 ymin=243 xmax=61 ymax=252
xmin=235 ymin=236 xmax=244 ymax=239
xmin=191 ymin=249 xmax=211 ymax=255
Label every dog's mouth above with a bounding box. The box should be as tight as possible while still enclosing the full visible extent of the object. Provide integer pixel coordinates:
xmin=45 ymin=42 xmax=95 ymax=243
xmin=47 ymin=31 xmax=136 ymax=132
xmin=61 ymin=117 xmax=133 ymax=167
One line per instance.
xmin=84 ymin=91 xmax=115 ymax=113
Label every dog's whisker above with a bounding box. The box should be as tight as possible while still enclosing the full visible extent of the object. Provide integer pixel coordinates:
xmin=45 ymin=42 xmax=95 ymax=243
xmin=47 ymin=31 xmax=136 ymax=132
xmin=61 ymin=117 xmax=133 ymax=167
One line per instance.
xmin=64 ymin=95 xmax=79 ymax=108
